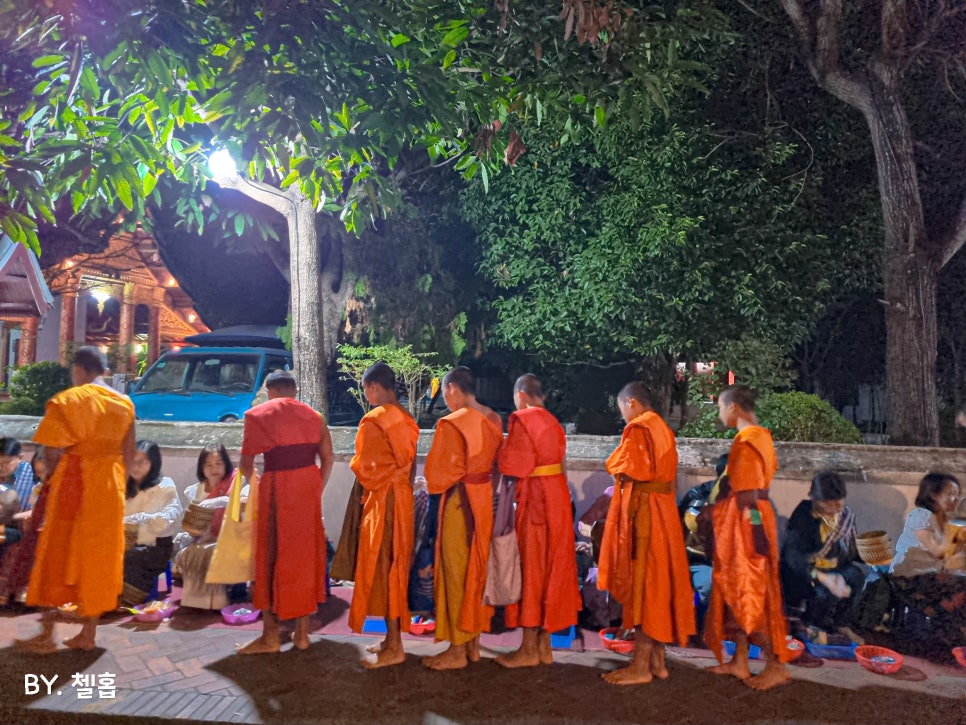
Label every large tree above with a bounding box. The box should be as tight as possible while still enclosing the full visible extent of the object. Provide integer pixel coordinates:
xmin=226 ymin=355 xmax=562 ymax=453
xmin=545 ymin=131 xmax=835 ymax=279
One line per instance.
xmin=774 ymin=0 xmax=966 ymax=445
xmin=0 ymin=0 xmax=723 ymax=410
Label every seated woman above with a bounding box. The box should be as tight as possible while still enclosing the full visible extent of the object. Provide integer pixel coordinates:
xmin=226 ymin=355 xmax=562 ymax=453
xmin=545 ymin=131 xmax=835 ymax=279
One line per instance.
xmin=122 ymin=440 xmax=184 ymax=605
xmin=889 ymin=472 xmax=965 ymax=645
xmin=174 ymin=444 xmax=248 ymax=609
xmin=0 ymin=448 xmax=48 ymax=606
xmin=780 ymin=471 xmax=866 ymax=641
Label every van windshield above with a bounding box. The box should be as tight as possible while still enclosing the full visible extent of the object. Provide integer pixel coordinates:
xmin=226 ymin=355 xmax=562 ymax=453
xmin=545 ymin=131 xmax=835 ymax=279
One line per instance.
xmin=138 ymin=353 xmax=260 ymax=395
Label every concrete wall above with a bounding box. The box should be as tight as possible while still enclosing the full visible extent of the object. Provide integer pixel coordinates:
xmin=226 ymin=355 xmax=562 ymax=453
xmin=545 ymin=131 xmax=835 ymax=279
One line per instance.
xmin=3 ymin=415 xmax=964 ymax=545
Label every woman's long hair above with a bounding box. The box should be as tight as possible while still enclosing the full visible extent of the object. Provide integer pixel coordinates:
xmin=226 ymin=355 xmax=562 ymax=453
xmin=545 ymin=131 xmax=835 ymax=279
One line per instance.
xmin=126 ymin=440 xmax=163 ymax=499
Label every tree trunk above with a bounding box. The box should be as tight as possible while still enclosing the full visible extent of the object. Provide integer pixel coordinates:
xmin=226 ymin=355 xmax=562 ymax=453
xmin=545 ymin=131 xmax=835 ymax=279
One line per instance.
xmin=863 ymin=61 xmax=939 ymax=446
xmin=288 ymin=194 xmax=327 ymax=413
xmin=633 ymin=353 xmax=676 ymax=419
xmin=317 ymin=216 xmax=354 ymax=369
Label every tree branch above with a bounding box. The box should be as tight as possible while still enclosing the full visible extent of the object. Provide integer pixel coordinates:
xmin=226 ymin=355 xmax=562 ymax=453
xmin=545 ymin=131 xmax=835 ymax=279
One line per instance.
xmin=778 ymin=0 xmax=873 ymax=111
xmin=939 ymin=191 xmax=966 ymax=270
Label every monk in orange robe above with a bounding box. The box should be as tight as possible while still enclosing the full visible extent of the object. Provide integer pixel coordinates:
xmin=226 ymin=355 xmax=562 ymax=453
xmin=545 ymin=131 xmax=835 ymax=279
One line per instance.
xmin=349 ymin=362 xmax=420 ymax=668
xmin=423 ymin=366 xmax=503 ymax=670
xmin=705 ymin=383 xmax=791 ymax=691
xmin=496 ymin=373 xmax=581 ymax=668
xmin=236 ymin=370 xmax=334 ymax=654
xmin=16 ymin=347 xmax=136 ymax=653
xmin=597 ymin=381 xmax=696 ymax=685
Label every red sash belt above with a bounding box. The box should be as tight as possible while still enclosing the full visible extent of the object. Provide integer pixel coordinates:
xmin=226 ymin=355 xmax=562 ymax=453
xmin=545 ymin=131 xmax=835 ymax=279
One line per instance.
xmin=263 ymin=443 xmax=318 ymax=472
xmin=462 ymin=471 xmax=492 ymax=485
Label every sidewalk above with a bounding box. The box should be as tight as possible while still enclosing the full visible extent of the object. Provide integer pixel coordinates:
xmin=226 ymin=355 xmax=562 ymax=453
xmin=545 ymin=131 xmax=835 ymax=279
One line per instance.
xmin=2 ymin=587 xmax=964 ymax=725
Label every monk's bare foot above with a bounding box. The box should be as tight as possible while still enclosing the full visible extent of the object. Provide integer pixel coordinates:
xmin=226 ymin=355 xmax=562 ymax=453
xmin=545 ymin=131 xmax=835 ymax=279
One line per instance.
xmin=649 ymin=650 xmax=669 ymax=680
xmin=466 ymin=637 xmax=480 ymax=663
xmin=63 ymin=633 xmax=96 ymax=651
xmin=14 ymin=633 xmax=58 ymax=655
xmin=423 ymin=646 xmax=468 ymax=670
xmin=602 ymin=664 xmax=653 ymax=686
xmin=291 ymin=632 xmax=310 ymax=651
xmin=362 ymin=645 xmax=406 ymax=669
xmin=365 ymin=639 xmax=387 ymax=654
xmin=538 ymin=633 xmax=553 ymax=665
xmin=235 ymin=636 xmax=281 ymax=655
xmin=706 ymin=659 xmax=751 ymax=681
xmin=746 ymin=664 xmax=791 ymax=691
xmin=495 ymin=647 xmax=542 ymax=669
xmin=836 ymin=626 xmax=865 ymax=645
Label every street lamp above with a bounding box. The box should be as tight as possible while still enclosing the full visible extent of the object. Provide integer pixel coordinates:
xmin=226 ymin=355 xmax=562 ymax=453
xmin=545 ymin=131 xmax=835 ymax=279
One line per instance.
xmin=207 ymin=149 xmax=327 ymax=412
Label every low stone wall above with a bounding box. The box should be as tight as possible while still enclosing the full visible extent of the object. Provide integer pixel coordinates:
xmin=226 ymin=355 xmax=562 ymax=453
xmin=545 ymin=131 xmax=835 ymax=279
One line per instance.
xmin=3 ymin=415 xmax=964 ymax=545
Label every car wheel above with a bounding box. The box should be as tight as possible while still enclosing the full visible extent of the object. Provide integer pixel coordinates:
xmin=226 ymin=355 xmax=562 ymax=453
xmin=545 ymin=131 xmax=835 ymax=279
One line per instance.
xmin=220 ymin=414 xmax=239 ymax=423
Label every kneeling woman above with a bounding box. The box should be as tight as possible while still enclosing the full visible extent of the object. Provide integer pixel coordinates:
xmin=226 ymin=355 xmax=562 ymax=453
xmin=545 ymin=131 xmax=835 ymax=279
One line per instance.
xmin=174 ymin=444 xmax=248 ymax=609
xmin=122 ymin=441 xmax=183 ymax=605
xmin=780 ymin=471 xmax=866 ymax=639
xmin=889 ymin=472 xmax=965 ymax=645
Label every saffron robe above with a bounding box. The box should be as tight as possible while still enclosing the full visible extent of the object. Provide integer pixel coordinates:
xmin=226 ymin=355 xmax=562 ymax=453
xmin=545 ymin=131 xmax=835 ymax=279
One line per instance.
xmin=241 ymin=397 xmax=327 ymax=620
xmin=500 ymin=406 xmax=581 ymax=633
xmin=425 ymin=407 xmax=502 ymax=644
xmin=704 ymin=425 xmax=792 ymax=663
xmin=348 ymin=403 xmax=419 ymax=633
xmin=27 ymin=383 xmax=135 ymax=617
xmin=597 ymin=411 xmax=696 ymax=645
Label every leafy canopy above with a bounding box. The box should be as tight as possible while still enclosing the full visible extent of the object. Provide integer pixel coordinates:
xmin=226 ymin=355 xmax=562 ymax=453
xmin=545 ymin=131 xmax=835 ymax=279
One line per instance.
xmin=0 ymin=0 xmax=726 ymax=250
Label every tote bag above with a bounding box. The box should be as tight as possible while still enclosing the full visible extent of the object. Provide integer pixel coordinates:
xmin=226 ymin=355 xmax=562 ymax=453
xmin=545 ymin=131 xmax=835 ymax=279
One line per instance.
xmin=483 ymin=475 xmax=522 ymax=607
xmin=329 ymin=478 xmax=364 ymax=582
xmin=206 ymin=469 xmax=257 ymax=584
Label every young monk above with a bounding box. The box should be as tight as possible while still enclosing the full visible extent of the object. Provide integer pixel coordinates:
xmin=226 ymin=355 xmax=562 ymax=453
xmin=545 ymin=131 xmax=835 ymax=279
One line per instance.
xmin=349 ymin=362 xmax=420 ymax=668
xmin=597 ymin=382 xmax=696 ymax=685
xmin=496 ymin=374 xmax=581 ymax=668
xmin=423 ymin=366 xmax=503 ymax=670
xmin=705 ymin=384 xmax=792 ymax=691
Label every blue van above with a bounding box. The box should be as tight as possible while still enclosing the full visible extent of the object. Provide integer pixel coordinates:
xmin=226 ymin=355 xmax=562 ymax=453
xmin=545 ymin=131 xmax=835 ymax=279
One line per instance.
xmin=131 ymin=346 xmax=292 ymax=422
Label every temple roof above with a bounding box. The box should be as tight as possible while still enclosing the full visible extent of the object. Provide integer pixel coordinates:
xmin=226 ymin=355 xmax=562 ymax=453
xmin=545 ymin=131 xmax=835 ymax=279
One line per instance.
xmin=0 ymin=235 xmax=54 ymax=318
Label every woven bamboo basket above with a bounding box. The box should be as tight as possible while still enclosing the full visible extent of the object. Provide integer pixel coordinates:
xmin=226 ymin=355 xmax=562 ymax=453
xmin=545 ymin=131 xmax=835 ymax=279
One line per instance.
xmin=124 ymin=522 xmax=139 ymax=551
xmin=182 ymin=502 xmax=215 ymax=536
xmin=856 ymin=530 xmax=893 ymax=566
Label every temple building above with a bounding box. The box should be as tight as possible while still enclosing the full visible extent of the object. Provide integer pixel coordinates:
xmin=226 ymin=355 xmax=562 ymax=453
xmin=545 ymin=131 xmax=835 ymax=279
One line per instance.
xmin=33 ymin=229 xmax=207 ymax=375
xmin=0 ymin=234 xmax=55 ymax=384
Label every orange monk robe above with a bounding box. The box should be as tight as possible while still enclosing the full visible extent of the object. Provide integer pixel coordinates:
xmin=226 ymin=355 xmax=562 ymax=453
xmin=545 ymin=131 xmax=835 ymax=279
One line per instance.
xmin=348 ymin=404 xmax=420 ymax=634
xmin=242 ymin=398 xmax=327 ymax=620
xmin=27 ymin=384 xmax=135 ymax=618
xmin=597 ymin=411 xmax=696 ymax=646
xmin=424 ymin=407 xmax=502 ymax=644
xmin=499 ymin=406 xmax=581 ymax=633
xmin=704 ymin=425 xmax=792 ymax=663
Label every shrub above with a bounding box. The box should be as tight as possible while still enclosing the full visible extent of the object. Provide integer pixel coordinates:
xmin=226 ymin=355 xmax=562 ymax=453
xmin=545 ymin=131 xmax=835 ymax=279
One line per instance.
xmin=678 ymin=391 xmax=863 ymax=444
xmin=0 ymin=362 xmax=72 ymax=416
xmin=757 ymin=392 xmax=863 ymax=444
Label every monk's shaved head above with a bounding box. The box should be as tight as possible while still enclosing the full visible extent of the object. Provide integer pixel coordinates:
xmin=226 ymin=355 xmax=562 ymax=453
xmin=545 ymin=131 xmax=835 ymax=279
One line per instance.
xmin=719 ymin=384 xmax=757 ymax=412
xmin=443 ymin=366 xmax=476 ymax=395
xmin=514 ymin=373 xmax=544 ymax=401
xmin=617 ymin=381 xmax=652 ymax=409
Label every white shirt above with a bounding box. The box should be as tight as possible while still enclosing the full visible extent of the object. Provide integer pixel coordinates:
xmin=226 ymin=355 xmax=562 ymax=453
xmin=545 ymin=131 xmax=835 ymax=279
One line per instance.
xmin=124 ymin=477 xmax=183 ymax=545
xmin=891 ymin=507 xmax=943 ymax=576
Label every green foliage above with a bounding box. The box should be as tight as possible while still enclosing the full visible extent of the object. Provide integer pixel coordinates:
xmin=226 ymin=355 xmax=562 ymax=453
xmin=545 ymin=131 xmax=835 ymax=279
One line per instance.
xmin=336 ymin=343 xmax=444 ymax=418
xmin=462 ymin=110 xmax=848 ymax=365
xmin=679 ymin=391 xmax=863 ymax=444
xmin=758 ymin=392 xmax=863 ymax=444
xmin=0 ymin=0 xmax=726 ymax=250
xmin=0 ymin=361 xmax=71 ymax=416
xmin=714 ymin=336 xmax=797 ymax=393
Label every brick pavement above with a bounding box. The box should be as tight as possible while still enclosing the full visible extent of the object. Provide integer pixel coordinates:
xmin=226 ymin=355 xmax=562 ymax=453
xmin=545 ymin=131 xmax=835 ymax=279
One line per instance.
xmin=2 ymin=599 xmax=964 ymax=725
